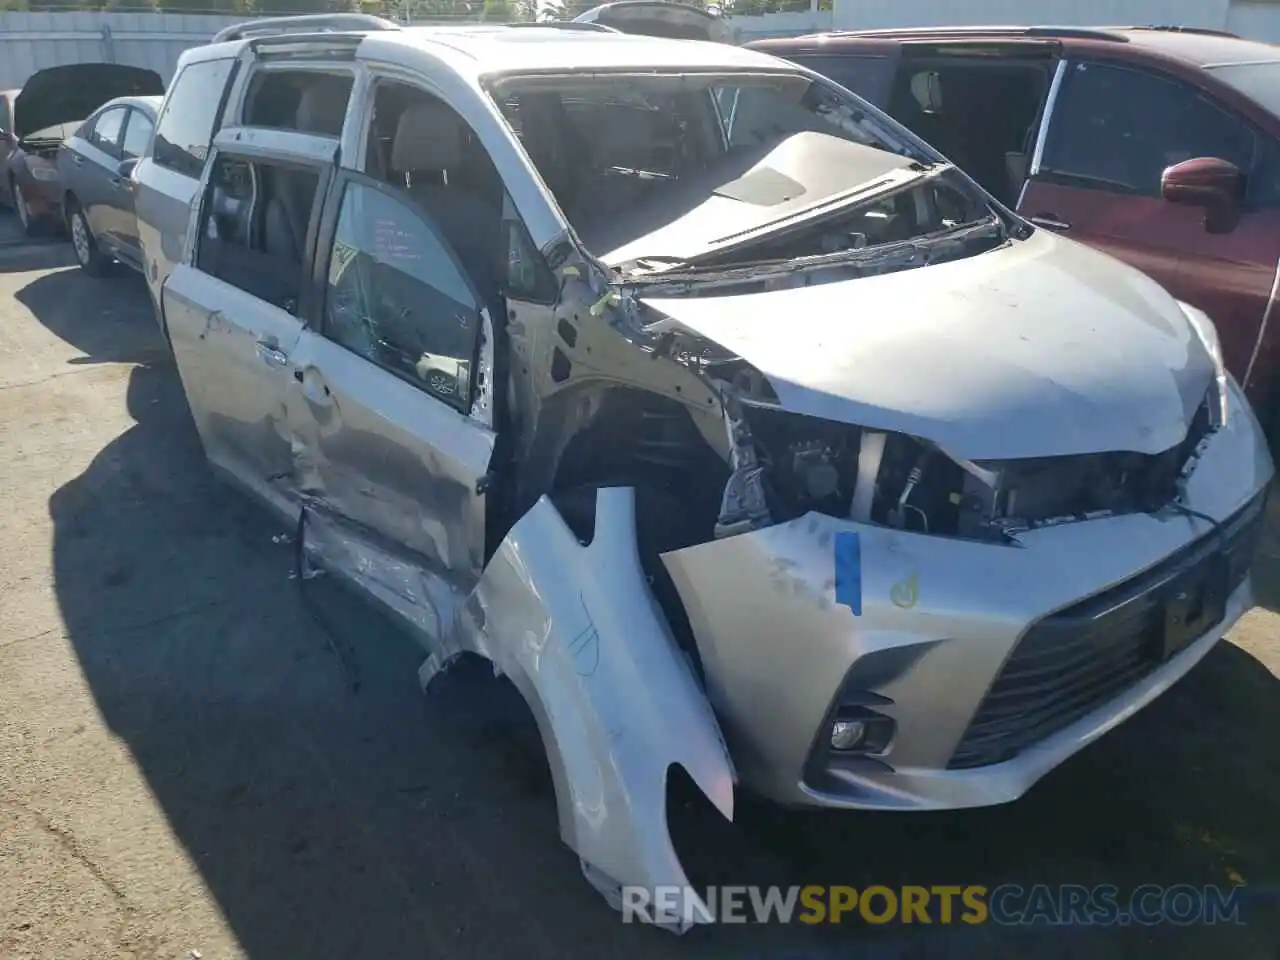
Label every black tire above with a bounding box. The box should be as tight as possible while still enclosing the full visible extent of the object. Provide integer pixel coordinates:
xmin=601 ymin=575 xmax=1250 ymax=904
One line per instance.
xmin=66 ymin=200 xmax=109 ymax=276
xmin=551 ymin=482 xmax=706 ymax=679
xmin=11 ymin=177 xmax=43 ymax=237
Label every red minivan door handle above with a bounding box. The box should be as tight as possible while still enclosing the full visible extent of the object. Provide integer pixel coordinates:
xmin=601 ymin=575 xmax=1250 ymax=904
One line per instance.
xmin=1029 ymin=213 xmax=1071 ymax=231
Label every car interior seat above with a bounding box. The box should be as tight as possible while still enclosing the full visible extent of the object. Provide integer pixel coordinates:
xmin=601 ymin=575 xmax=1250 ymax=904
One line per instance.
xmin=390 ymin=100 xmax=500 ymax=293
xmin=511 ymin=91 xmax=590 ymax=212
xmin=295 ymin=77 xmax=350 ymax=137
xmin=262 ymin=166 xmax=312 ymax=265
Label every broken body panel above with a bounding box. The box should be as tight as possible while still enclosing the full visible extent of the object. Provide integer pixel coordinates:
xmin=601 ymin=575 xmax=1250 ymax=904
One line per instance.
xmin=661 ymin=376 xmax=1269 ymax=808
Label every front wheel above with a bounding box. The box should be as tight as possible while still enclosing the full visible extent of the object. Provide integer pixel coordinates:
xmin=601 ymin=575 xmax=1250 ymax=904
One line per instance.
xmin=67 ymin=202 xmax=108 ymax=275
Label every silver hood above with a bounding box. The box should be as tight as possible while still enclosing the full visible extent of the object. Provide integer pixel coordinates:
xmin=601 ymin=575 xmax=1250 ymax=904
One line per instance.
xmin=641 ymin=229 xmax=1217 ymax=461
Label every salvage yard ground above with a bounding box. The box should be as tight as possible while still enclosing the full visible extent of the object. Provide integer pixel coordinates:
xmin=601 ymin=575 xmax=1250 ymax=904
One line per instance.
xmin=1 ymin=215 xmax=1278 ymax=959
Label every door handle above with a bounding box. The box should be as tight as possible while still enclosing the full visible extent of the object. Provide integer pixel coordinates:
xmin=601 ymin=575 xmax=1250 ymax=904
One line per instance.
xmin=110 ymin=176 xmax=126 ymax=189
xmin=1028 ymin=213 xmax=1071 ymax=231
xmin=72 ymin=154 xmax=83 ymax=166
xmin=255 ymin=339 xmax=289 ymax=367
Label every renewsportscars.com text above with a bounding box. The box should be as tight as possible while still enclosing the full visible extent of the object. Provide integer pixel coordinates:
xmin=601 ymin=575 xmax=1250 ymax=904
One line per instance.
xmin=622 ymin=883 xmax=1246 ymax=926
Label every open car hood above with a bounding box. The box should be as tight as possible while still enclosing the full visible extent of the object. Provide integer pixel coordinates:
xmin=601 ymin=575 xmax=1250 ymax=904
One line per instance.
xmin=12 ymin=63 xmax=163 ymax=141
xmin=573 ymin=1 xmax=735 ymax=43
xmin=590 ymin=131 xmax=919 ymax=265
xmin=641 ymin=229 xmax=1218 ymax=461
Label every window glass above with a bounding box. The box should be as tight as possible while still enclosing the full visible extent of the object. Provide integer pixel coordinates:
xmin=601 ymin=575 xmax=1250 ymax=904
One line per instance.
xmin=1041 ymin=62 xmax=1255 ymax=197
xmin=502 ymin=190 xmax=557 ymax=301
xmin=710 ymin=75 xmax=889 ymax=152
xmin=790 ymin=55 xmax=897 ymax=107
xmin=243 ymin=70 xmax=353 ymax=135
xmin=324 ymin=181 xmax=479 ymax=409
xmin=91 ymin=107 xmax=127 ymax=154
xmin=154 ymin=58 xmax=235 ymax=179
xmin=1251 ymin=135 xmax=1280 ymax=208
xmin=492 ymin=72 xmax=930 ymax=257
xmin=196 ymin=153 xmax=320 ymax=314
xmin=121 ymin=110 xmax=153 ymax=160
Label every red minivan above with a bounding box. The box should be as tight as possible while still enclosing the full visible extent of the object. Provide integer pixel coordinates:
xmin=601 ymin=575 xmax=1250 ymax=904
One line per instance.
xmin=750 ymin=26 xmax=1280 ymax=440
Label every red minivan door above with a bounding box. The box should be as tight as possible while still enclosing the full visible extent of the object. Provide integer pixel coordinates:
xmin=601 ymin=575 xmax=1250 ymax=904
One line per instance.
xmin=1019 ymin=58 xmax=1280 ymax=409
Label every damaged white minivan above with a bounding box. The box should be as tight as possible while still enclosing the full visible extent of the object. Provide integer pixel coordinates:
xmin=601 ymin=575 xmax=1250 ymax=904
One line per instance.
xmin=139 ymin=15 xmax=1273 ymax=932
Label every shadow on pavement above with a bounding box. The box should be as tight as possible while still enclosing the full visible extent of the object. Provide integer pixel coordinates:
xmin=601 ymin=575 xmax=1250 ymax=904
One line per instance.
xmin=13 ymin=256 xmax=165 ymax=365
xmin=38 ymin=276 xmax=1280 ymax=959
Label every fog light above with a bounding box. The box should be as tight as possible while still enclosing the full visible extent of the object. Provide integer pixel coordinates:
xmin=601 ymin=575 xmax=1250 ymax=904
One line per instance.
xmin=830 ymin=719 xmax=868 ymax=751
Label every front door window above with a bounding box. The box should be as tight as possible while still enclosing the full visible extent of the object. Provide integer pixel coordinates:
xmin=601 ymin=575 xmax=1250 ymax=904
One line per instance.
xmin=323 ymin=180 xmax=481 ymax=411
xmin=1040 ymin=61 xmax=1255 ymax=195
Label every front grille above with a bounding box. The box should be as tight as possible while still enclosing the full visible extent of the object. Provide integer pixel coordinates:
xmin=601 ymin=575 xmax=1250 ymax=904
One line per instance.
xmin=948 ymin=490 xmax=1266 ymax=770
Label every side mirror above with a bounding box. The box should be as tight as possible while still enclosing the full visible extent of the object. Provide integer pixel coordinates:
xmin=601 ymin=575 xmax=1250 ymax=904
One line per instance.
xmin=1161 ymin=157 xmax=1244 ymax=234
xmin=116 ymin=157 xmax=138 ymax=179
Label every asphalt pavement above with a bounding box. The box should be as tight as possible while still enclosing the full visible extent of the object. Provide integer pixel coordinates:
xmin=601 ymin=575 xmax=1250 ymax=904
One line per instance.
xmin=1 ymin=220 xmax=1278 ymax=960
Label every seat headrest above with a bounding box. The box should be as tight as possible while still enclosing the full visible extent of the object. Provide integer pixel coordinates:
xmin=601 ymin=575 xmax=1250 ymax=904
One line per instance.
xmin=295 ymin=79 xmax=348 ymax=136
xmin=391 ymin=101 xmax=467 ymax=173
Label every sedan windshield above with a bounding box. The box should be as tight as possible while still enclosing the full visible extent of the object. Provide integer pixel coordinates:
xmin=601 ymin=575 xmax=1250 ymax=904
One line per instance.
xmin=488 ymin=71 xmax=996 ymax=269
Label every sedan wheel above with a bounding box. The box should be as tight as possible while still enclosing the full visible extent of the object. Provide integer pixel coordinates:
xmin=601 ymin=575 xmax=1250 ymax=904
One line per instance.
xmin=13 ymin=182 xmax=30 ymax=232
xmin=68 ymin=204 xmax=107 ymax=275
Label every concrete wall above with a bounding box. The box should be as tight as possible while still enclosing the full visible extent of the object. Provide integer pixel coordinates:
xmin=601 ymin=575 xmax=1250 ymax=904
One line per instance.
xmin=0 ymin=12 xmax=242 ymax=89
xmin=729 ymin=9 xmax=833 ymax=42
xmin=1227 ymin=0 xmax=1280 ymax=42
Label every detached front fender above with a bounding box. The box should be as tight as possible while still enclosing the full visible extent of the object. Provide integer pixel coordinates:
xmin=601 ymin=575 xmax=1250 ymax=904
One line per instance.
xmin=433 ymin=486 xmax=735 ymax=931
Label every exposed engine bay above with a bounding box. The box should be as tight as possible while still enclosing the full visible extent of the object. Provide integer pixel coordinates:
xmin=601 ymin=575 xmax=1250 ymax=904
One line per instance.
xmin=655 ymin=339 xmax=1219 ymax=546
xmin=709 ymin=395 xmax=1217 ymax=543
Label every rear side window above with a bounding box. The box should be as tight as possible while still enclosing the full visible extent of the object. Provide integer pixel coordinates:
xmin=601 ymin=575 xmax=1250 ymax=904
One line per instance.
xmin=789 ymin=55 xmax=897 ymax=107
xmin=196 ymin=152 xmax=322 ymax=314
xmin=243 ymin=70 xmax=353 ymax=136
xmin=154 ymin=58 xmax=235 ymax=179
xmin=90 ymin=107 xmax=127 ymax=157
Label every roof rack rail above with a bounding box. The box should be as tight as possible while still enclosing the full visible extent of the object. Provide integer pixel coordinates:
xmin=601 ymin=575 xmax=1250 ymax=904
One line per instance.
xmin=828 ymin=25 xmax=1128 ymax=43
xmin=1024 ymin=25 xmax=1128 ymax=41
xmin=507 ymin=20 xmax=621 ymax=32
xmin=212 ymin=13 xmax=400 ymax=45
xmin=1125 ymin=24 xmax=1240 ymax=38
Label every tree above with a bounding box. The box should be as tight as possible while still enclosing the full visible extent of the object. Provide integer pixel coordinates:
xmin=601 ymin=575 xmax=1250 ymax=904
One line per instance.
xmin=540 ymin=0 xmax=597 ymax=20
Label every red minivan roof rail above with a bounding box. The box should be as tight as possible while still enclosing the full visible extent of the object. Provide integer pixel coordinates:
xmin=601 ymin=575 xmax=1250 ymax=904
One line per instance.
xmin=825 ymin=25 xmax=1130 ymax=43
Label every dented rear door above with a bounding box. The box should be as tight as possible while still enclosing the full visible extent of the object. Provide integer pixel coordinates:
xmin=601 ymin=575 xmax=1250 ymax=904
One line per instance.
xmin=165 ymin=266 xmax=306 ymax=517
xmin=162 ymin=138 xmax=331 ymax=518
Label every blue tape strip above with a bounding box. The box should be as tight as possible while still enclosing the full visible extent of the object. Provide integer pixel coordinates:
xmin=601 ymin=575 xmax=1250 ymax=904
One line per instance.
xmin=834 ymin=531 xmax=862 ymax=615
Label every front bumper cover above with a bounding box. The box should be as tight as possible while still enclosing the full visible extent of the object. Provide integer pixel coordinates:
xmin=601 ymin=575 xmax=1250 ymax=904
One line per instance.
xmin=661 ymin=378 xmax=1273 ymax=810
